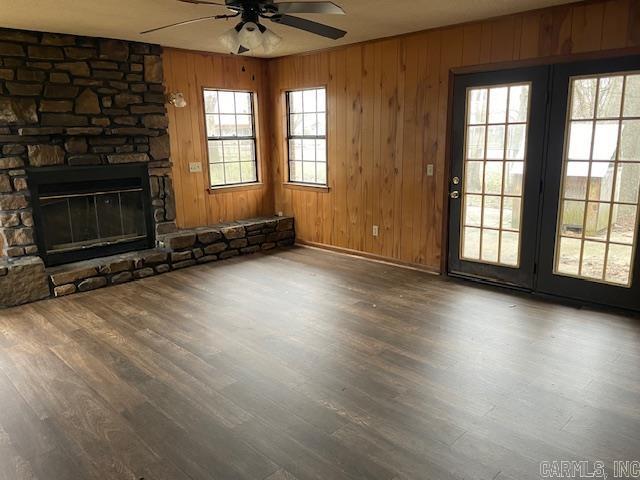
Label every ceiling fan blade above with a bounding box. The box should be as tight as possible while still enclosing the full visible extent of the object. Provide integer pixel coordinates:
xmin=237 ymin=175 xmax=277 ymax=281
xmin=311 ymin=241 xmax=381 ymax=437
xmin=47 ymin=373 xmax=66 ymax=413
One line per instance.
xmin=275 ymin=2 xmax=345 ymax=15
xmin=177 ymin=0 xmax=225 ymax=5
xmin=270 ymin=14 xmax=346 ymax=39
xmin=140 ymin=16 xmax=218 ymax=34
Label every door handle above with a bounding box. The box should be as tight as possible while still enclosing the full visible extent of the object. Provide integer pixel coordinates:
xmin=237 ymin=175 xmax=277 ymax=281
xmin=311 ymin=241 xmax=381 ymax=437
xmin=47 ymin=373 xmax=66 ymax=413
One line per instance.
xmin=450 ymin=191 xmax=460 ymax=199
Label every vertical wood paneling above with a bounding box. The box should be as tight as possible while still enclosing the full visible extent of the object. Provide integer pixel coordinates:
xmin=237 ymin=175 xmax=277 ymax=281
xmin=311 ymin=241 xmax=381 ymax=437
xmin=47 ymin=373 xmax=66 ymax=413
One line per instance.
xmin=164 ymin=48 xmax=273 ymax=228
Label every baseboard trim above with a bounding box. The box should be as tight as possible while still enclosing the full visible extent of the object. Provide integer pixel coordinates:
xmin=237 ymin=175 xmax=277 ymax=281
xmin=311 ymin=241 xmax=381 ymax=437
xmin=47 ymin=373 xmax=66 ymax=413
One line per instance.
xmin=294 ymin=240 xmax=441 ymax=275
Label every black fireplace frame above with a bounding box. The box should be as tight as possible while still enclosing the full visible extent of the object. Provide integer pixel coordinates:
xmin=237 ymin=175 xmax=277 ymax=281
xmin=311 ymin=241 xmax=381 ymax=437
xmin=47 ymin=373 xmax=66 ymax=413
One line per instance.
xmin=29 ymin=164 xmax=155 ymax=267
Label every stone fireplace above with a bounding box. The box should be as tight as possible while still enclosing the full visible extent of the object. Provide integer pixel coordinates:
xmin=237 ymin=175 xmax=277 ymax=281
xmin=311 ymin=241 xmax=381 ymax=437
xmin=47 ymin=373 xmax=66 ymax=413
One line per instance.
xmin=0 ymin=27 xmax=177 ymax=304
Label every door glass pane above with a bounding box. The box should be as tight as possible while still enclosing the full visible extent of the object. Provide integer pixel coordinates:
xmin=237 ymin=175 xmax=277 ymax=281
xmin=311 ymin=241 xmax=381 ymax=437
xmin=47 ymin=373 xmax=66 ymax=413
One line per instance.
xmin=460 ymin=83 xmax=531 ymax=267
xmin=554 ymin=72 xmax=640 ymax=287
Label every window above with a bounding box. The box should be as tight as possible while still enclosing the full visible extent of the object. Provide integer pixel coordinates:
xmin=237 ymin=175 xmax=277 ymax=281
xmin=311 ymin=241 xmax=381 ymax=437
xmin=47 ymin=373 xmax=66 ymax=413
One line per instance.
xmin=286 ymin=87 xmax=327 ymax=185
xmin=554 ymin=72 xmax=640 ymax=286
xmin=203 ymin=89 xmax=258 ymax=187
xmin=461 ymin=83 xmax=531 ymax=267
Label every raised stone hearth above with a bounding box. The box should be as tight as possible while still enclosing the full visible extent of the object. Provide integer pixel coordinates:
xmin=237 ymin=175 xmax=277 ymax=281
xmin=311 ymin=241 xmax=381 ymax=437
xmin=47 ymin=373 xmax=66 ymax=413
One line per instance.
xmin=28 ymin=216 xmax=295 ymax=302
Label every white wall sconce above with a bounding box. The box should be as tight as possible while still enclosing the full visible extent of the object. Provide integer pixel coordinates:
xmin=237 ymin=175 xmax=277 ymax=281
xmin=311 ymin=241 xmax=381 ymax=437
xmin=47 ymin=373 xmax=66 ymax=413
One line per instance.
xmin=167 ymin=92 xmax=187 ymax=108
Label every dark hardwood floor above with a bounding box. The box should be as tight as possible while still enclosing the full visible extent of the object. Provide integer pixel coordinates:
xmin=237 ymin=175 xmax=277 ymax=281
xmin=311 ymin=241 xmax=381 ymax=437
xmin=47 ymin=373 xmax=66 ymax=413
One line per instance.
xmin=0 ymin=246 xmax=639 ymax=480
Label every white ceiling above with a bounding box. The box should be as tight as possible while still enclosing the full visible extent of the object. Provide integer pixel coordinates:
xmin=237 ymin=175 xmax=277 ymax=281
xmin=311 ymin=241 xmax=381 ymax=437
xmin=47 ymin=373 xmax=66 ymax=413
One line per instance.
xmin=0 ymin=0 xmax=580 ymax=58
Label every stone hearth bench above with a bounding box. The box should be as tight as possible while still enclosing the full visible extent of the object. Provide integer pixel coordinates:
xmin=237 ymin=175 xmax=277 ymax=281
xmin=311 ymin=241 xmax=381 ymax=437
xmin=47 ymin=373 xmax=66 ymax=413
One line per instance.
xmin=0 ymin=215 xmax=295 ymax=304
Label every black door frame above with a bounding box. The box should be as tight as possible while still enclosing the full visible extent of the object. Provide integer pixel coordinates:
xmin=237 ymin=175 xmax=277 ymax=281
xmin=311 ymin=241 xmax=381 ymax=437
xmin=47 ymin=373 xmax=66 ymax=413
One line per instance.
xmin=536 ymin=55 xmax=640 ymax=311
xmin=447 ymin=66 xmax=550 ymax=289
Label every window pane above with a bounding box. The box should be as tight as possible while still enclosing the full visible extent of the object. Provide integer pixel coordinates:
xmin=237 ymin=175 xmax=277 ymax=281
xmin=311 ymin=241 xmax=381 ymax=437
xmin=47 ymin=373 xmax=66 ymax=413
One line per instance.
xmin=210 ymin=164 xmax=225 ymax=185
xmin=615 ymin=163 xmax=640 ymax=203
xmin=486 ymin=125 xmax=505 ymax=160
xmin=465 ymin=161 xmax=483 ymax=194
xmin=506 ymin=124 xmax=526 ymax=160
xmin=462 ymin=227 xmax=481 ymax=260
xmin=302 ymin=162 xmax=316 ymax=183
xmin=316 ymin=162 xmax=327 ymax=185
xmin=581 ymin=240 xmax=606 ymax=279
xmin=302 ymin=139 xmax=316 ymax=161
xmin=564 ymin=162 xmax=588 ymax=200
xmin=588 ymin=162 xmax=614 ymax=202
xmin=317 ymin=113 xmax=326 ymax=136
xmin=239 ymin=140 xmax=255 ymax=162
xmin=303 ymin=89 xmax=317 ymax=112
xmin=289 ymin=139 xmax=302 ymax=160
xmin=290 ymin=161 xmax=303 ymax=182
xmin=223 ymin=140 xmax=240 ymax=163
xmin=484 ymin=162 xmax=503 ymax=195
xmin=464 ymin=194 xmax=482 ymax=227
xmin=225 ymin=162 xmax=241 ymax=184
xmin=508 ymin=85 xmax=529 ymax=123
xmin=568 ymin=121 xmax=593 ymax=160
xmin=584 ymin=202 xmax=610 ymax=241
xmin=605 ymin=243 xmax=633 ymax=285
xmin=208 ymin=141 xmax=223 ymax=163
xmin=504 ymin=162 xmax=524 ymax=196
xmin=290 ymin=91 xmax=303 ymax=113
xmin=560 ymin=200 xmax=585 ymax=237
xmin=206 ymin=114 xmax=221 ymax=137
xmin=317 ymin=88 xmax=326 ymax=112
xmin=236 ymin=115 xmax=253 ymax=136
xmin=500 ymin=231 xmax=519 ymax=266
xmin=481 ymin=228 xmax=499 ymax=262
xmin=592 ymin=121 xmax=619 ymax=161
xmin=303 ymin=113 xmax=318 ymax=135
xmin=557 ymin=237 xmax=581 ymax=275
xmin=597 ymin=76 xmax=624 ymax=118
xmin=483 ymin=196 xmax=501 ymax=228
xmin=204 ymin=90 xmax=219 ymax=114
xmin=316 ymin=140 xmax=327 ymax=163
xmin=218 ymin=91 xmax=235 ymax=113
xmin=623 ymin=74 xmax=640 ymax=117
xmin=220 ymin=114 xmax=237 ymax=136
xmin=502 ymin=197 xmax=521 ymax=231
xmin=235 ymin=92 xmax=251 ymax=114
xmin=488 ymin=87 xmax=508 ymax=123
xmin=240 ymin=162 xmax=257 ymax=182
xmin=571 ymin=78 xmax=597 ymax=119
xmin=468 ymin=88 xmax=487 ymax=124
xmin=610 ymin=204 xmax=637 ymax=244
xmin=466 ymin=126 xmax=485 ymax=159
xmin=290 ymin=114 xmax=304 ymax=136
xmin=620 ymin=120 xmax=640 ymax=160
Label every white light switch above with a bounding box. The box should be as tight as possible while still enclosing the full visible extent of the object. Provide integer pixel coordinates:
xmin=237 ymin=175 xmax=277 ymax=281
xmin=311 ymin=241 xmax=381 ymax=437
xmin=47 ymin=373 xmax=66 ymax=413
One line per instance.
xmin=426 ymin=164 xmax=434 ymax=176
xmin=372 ymin=225 xmax=379 ymax=237
xmin=189 ymin=162 xmax=202 ymax=173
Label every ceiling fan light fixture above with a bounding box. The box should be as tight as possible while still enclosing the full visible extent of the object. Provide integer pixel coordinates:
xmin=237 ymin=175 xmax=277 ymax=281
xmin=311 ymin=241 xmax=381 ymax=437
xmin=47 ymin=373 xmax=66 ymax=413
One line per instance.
xmin=238 ymin=22 xmax=264 ymax=50
xmin=261 ymin=28 xmax=282 ymax=54
xmin=219 ymin=26 xmax=242 ymax=53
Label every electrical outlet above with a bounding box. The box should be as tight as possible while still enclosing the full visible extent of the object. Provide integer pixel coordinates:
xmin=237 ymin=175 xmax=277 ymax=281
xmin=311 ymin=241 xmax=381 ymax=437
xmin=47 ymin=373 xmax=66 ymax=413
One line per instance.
xmin=372 ymin=225 xmax=379 ymax=237
xmin=426 ymin=164 xmax=434 ymax=176
xmin=189 ymin=162 xmax=202 ymax=173
xmin=277 ymin=211 xmax=284 ymax=217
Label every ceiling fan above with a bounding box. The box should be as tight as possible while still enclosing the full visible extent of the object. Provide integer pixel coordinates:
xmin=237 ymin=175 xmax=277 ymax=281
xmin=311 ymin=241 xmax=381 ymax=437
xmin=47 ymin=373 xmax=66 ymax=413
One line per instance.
xmin=141 ymin=0 xmax=347 ymax=55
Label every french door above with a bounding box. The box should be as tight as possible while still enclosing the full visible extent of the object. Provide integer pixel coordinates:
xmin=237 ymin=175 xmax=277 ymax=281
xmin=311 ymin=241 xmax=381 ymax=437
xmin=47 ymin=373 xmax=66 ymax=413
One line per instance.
xmin=448 ymin=57 xmax=640 ymax=311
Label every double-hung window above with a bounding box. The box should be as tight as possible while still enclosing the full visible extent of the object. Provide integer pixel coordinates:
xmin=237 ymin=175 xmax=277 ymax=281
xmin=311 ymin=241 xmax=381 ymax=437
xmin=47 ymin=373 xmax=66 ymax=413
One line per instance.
xmin=203 ymin=89 xmax=258 ymax=187
xmin=286 ymin=87 xmax=327 ymax=185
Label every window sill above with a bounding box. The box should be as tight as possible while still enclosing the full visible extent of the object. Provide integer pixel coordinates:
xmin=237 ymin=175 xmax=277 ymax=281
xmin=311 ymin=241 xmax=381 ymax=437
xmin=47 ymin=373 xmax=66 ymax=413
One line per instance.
xmin=283 ymin=182 xmax=330 ymax=193
xmin=207 ymin=183 xmax=264 ymax=194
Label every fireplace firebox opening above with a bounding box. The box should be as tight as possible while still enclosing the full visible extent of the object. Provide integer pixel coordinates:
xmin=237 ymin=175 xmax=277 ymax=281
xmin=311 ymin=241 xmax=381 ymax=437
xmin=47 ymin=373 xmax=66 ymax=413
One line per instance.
xmin=29 ymin=164 xmax=155 ymax=267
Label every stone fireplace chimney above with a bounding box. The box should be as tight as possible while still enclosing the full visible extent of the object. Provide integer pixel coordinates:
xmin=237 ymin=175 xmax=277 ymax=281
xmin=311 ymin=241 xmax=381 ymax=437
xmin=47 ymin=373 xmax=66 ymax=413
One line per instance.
xmin=0 ymin=28 xmax=177 ymax=306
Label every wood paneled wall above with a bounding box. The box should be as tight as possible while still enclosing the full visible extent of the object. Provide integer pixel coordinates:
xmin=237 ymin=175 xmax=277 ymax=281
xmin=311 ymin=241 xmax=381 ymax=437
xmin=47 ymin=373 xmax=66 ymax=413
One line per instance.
xmin=267 ymin=0 xmax=640 ymax=272
xmin=163 ymin=48 xmax=274 ymax=228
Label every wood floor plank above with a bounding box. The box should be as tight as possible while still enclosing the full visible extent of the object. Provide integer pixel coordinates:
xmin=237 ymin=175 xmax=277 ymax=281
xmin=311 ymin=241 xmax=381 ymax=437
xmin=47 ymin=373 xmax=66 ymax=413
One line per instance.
xmin=0 ymin=246 xmax=638 ymax=480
